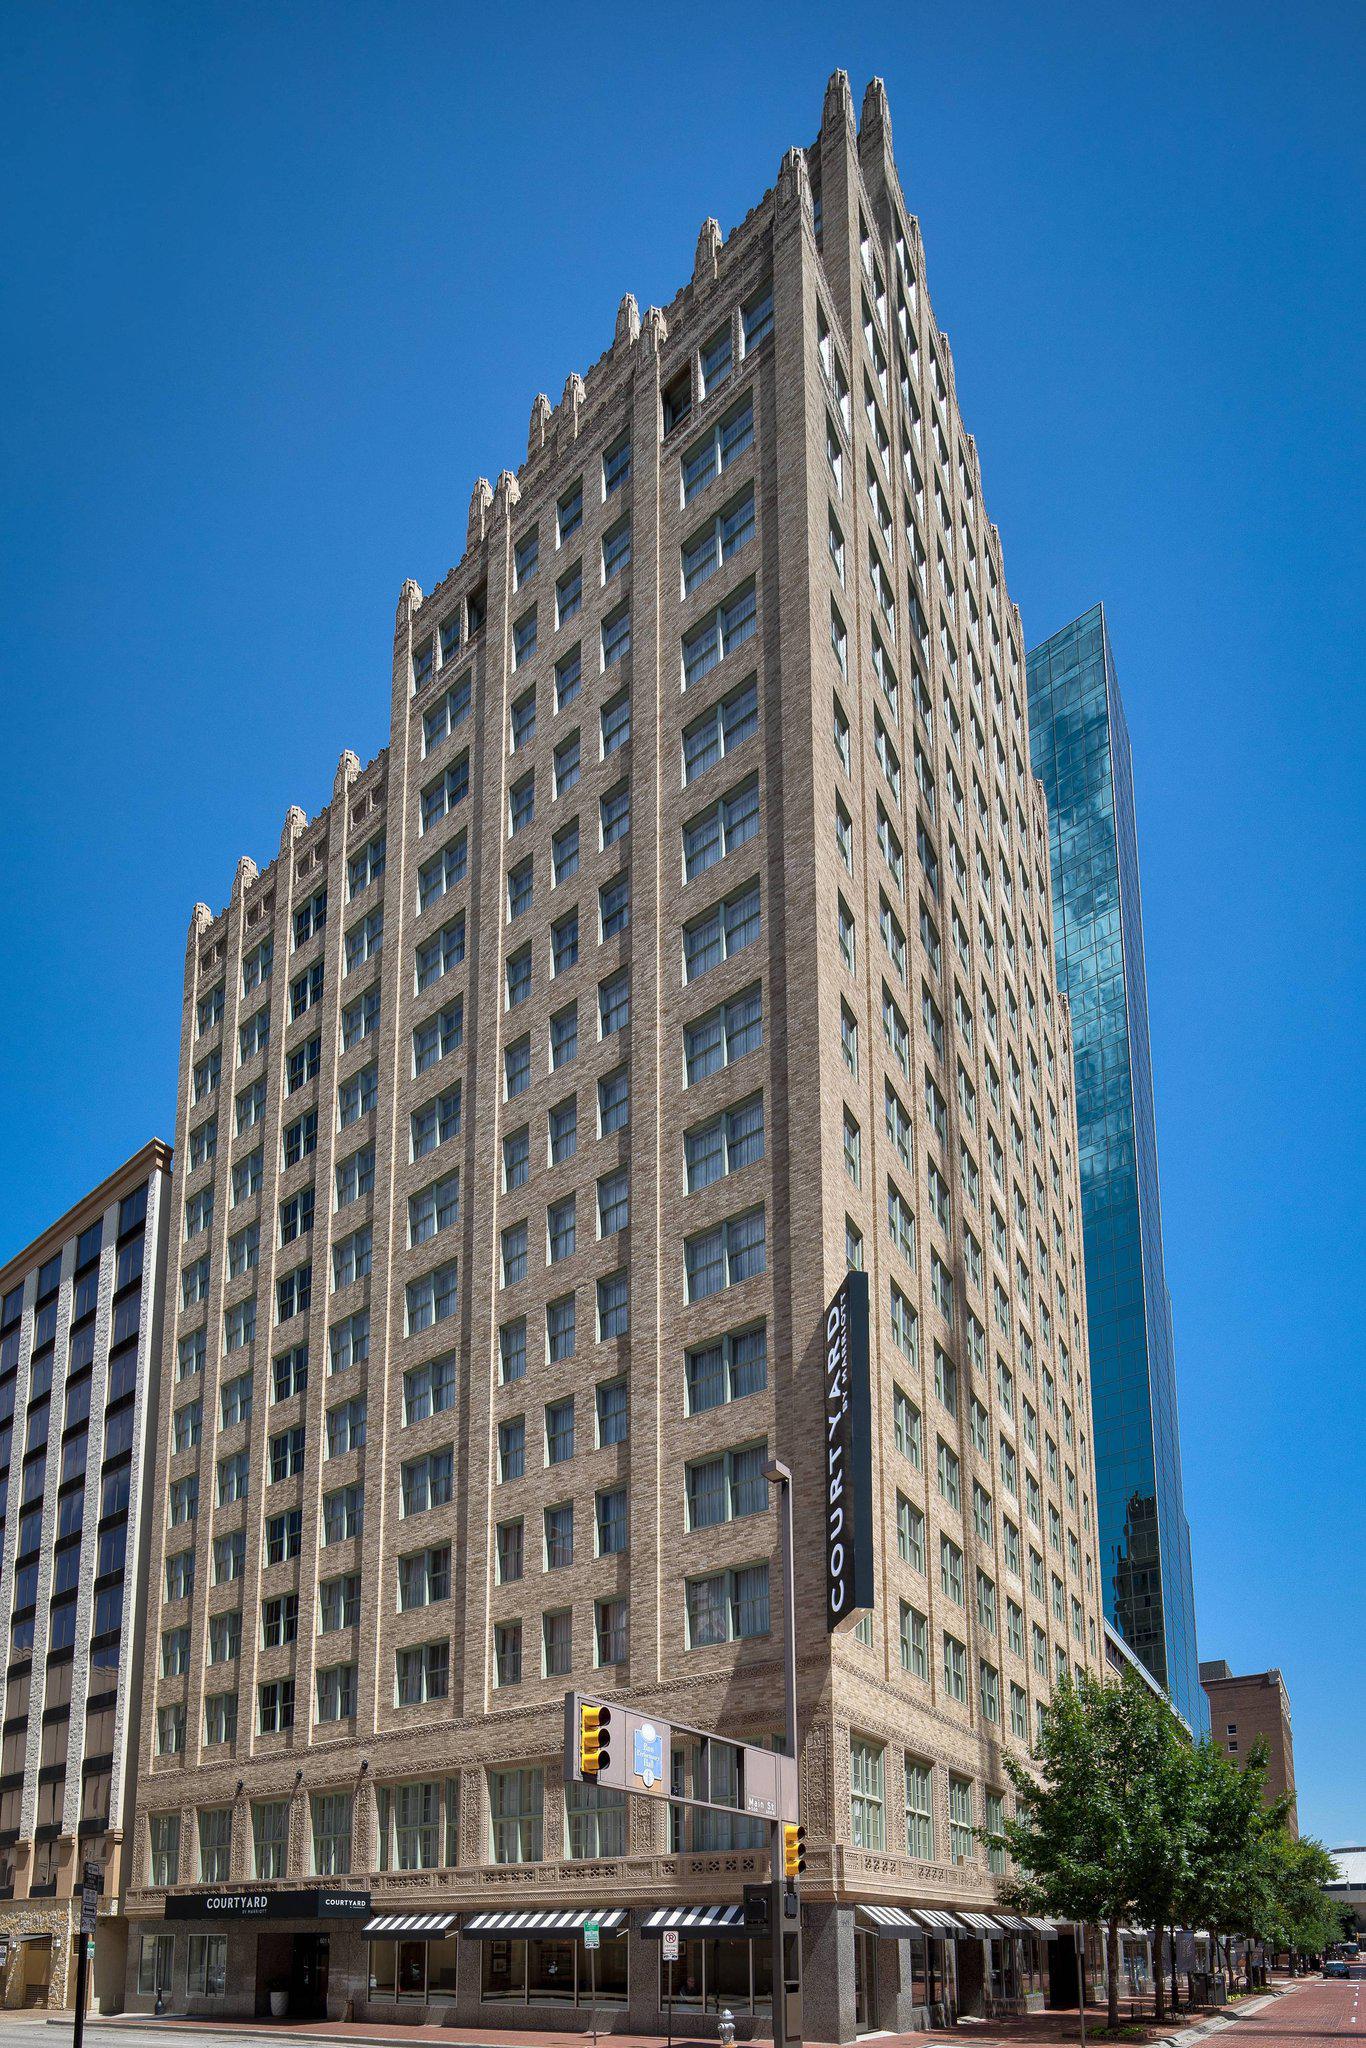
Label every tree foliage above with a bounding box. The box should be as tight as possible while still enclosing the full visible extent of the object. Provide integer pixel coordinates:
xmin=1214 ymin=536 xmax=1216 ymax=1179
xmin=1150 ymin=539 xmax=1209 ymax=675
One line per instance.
xmin=997 ymin=1668 xmax=1339 ymax=2025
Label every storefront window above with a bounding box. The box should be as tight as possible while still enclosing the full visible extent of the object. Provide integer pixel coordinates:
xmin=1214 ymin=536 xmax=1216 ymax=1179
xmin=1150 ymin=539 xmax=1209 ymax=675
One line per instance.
xmin=428 ymin=1935 xmax=459 ymax=1998
xmin=479 ymin=1934 xmax=627 ymax=2006
xmin=187 ymin=1935 xmax=227 ymax=1997
xmin=660 ymin=1940 xmax=770 ymax=2015
xmin=138 ymin=1934 xmax=174 ymax=1998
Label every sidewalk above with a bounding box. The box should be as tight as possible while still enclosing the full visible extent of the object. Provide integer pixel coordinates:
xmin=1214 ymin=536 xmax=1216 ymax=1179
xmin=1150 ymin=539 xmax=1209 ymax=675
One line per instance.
xmin=63 ymin=1984 xmax=1294 ymax=2048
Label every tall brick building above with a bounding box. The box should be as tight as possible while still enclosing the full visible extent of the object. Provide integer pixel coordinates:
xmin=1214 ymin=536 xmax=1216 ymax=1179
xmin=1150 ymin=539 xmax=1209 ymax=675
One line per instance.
xmin=0 ymin=1141 xmax=172 ymax=2011
xmin=126 ymin=71 xmax=1104 ymax=2039
xmin=1199 ymin=1662 xmax=1298 ymax=1836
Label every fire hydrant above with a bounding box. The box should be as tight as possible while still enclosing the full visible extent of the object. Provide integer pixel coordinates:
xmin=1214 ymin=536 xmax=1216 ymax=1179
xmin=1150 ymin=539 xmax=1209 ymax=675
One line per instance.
xmin=718 ymin=2008 xmax=736 ymax=2048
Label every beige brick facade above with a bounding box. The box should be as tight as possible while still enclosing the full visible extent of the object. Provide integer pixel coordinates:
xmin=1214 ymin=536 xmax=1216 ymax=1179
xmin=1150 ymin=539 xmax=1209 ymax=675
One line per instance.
xmin=125 ymin=70 xmax=1104 ymax=2039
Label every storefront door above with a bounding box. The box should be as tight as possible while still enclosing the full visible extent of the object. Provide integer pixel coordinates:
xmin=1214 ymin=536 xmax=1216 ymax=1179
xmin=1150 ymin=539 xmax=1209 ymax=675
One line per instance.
xmin=20 ymin=1937 xmax=52 ymax=2008
xmin=290 ymin=1934 xmax=330 ymax=2019
xmin=854 ymin=1930 xmax=880 ymax=2032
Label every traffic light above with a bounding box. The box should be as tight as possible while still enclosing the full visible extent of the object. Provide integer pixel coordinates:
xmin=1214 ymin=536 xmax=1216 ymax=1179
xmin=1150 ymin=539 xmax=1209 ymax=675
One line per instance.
xmin=782 ymin=1822 xmax=807 ymax=1881
xmin=579 ymin=1701 xmax=612 ymax=1778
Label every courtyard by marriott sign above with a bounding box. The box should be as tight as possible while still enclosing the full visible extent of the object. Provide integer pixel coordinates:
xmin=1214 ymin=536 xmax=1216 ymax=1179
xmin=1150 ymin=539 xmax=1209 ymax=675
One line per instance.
xmin=824 ymin=1269 xmax=874 ymax=1630
xmin=164 ymin=1888 xmax=371 ymax=1921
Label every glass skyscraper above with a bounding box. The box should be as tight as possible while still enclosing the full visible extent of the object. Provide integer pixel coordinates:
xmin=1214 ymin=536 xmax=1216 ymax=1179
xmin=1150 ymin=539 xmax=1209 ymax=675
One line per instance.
xmin=1026 ymin=605 xmax=1206 ymax=1733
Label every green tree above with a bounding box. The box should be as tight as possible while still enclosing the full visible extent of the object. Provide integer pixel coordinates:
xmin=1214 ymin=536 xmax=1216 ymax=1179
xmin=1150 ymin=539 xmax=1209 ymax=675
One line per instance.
xmin=1264 ymin=1833 xmax=1343 ymax=1968
xmin=1178 ymin=1739 xmax=1286 ymax=1989
xmin=998 ymin=1668 xmax=1191 ymax=2030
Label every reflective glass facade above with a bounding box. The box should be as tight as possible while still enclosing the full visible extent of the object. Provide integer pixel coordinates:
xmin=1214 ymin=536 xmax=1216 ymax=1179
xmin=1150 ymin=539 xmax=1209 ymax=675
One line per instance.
xmin=1026 ymin=606 xmax=1205 ymax=1732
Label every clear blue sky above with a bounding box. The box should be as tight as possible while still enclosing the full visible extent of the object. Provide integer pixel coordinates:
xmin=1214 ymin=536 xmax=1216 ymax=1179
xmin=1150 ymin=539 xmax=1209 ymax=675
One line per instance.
xmin=3 ymin=2 xmax=1362 ymax=1838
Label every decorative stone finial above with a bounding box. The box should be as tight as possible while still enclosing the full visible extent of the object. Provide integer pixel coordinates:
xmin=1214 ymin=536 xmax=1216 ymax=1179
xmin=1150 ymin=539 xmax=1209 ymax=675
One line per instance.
xmin=642 ymin=305 xmax=668 ymax=355
xmin=694 ymin=217 xmax=722 ymax=287
xmin=860 ymin=75 xmax=892 ymax=151
xmin=822 ymin=69 xmax=855 ymax=138
xmin=493 ymin=469 xmax=521 ymax=520
xmin=396 ymin=577 xmax=423 ymax=630
xmin=614 ymin=293 xmax=640 ymax=349
xmin=189 ymin=903 xmax=213 ymax=941
xmin=231 ymin=857 xmax=258 ymax=903
xmin=334 ymin=750 xmax=361 ymax=799
xmin=280 ymin=805 xmax=307 ymax=852
xmin=467 ymin=476 xmax=493 ymax=551
xmin=777 ymin=145 xmax=811 ymax=212
xmin=528 ymin=392 xmax=552 ymax=458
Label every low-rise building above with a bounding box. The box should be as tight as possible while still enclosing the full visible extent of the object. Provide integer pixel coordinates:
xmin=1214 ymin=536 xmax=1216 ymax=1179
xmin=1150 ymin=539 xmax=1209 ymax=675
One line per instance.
xmin=1199 ymin=1661 xmax=1297 ymax=1835
xmin=0 ymin=1142 xmax=172 ymax=2010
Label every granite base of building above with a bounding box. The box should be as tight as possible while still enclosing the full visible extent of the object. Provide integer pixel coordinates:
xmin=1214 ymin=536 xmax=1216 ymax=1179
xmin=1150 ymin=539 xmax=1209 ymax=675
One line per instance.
xmin=121 ymin=1905 xmax=997 ymax=2041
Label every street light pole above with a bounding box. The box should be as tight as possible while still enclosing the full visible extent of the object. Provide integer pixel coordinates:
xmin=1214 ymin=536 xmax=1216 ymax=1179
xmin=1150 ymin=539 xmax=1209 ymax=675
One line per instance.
xmin=763 ymin=1457 xmax=798 ymax=2048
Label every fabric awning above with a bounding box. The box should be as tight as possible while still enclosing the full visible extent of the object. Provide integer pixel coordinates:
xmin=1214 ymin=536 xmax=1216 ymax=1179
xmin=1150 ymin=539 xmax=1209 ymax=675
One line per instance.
xmin=993 ymin=1914 xmax=1033 ymax=1934
xmin=857 ymin=1905 xmax=923 ymax=1936
xmin=956 ymin=1911 xmax=1001 ymax=1934
xmin=641 ymin=1905 xmax=753 ymax=1940
xmin=362 ymin=1913 xmax=457 ymax=1939
xmin=1023 ymin=1916 xmax=1059 ymax=1938
xmin=462 ymin=1908 xmax=627 ymax=1940
xmin=911 ymin=1908 xmax=970 ymax=1934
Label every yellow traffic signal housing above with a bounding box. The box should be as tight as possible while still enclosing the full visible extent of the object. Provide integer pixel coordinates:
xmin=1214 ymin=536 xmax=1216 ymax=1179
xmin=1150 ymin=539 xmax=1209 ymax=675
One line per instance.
xmin=782 ymin=1822 xmax=807 ymax=1880
xmin=579 ymin=1701 xmax=612 ymax=1777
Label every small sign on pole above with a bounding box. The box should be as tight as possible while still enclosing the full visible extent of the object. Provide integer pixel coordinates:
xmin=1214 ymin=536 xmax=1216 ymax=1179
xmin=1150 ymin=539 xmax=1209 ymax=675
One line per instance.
xmin=79 ymin=1859 xmax=103 ymax=1937
xmin=662 ymin=1929 xmax=680 ymax=1961
xmin=584 ymin=1920 xmax=601 ymax=1951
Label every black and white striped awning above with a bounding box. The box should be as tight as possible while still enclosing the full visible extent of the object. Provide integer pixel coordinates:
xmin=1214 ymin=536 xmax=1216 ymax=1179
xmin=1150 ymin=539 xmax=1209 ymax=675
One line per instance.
xmin=362 ymin=1912 xmax=458 ymax=1939
xmin=462 ymin=1908 xmax=627 ymax=1940
xmin=910 ymin=1908 xmax=970 ymax=1934
xmin=857 ymin=1905 xmax=923 ymax=1937
xmin=954 ymin=1910 xmax=1002 ymax=1934
xmin=993 ymin=1914 xmax=1033 ymax=1934
xmin=1024 ymin=1916 xmax=1059 ymax=1938
xmin=641 ymin=1905 xmax=753 ymax=1940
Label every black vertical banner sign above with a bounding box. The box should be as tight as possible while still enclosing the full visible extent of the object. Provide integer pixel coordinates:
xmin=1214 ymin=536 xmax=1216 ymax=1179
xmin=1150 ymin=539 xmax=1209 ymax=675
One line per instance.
xmin=824 ymin=1270 xmax=874 ymax=1629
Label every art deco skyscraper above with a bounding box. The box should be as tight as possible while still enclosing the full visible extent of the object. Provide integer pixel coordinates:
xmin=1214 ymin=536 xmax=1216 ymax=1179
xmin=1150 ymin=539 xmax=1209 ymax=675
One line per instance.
xmin=129 ymin=73 xmax=1105 ymax=2039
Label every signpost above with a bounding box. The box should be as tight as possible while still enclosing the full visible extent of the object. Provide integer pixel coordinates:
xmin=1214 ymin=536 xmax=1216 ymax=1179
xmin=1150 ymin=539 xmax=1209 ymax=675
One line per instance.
xmin=662 ymin=1929 xmax=679 ymax=2048
xmin=72 ymin=1859 xmax=102 ymax=2048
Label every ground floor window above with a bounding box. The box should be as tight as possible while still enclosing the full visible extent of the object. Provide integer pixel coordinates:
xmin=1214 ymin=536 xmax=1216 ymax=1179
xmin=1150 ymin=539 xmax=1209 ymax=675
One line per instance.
xmin=187 ymin=1935 xmax=227 ymax=1998
xmin=660 ymin=1938 xmax=772 ymax=2015
xmin=138 ymin=1933 xmax=174 ymax=1999
xmin=368 ymin=1936 xmax=459 ymax=2001
xmin=479 ymin=1933 xmax=628 ymax=2006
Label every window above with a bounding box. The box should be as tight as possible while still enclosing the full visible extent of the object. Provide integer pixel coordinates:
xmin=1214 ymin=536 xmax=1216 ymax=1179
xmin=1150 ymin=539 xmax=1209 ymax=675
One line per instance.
xmin=410 ymin=1171 xmax=459 ymax=1246
xmin=896 ymin=1492 xmax=925 ymax=1569
xmin=937 ymin=1437 xmax=961 ymax=1508
xmin=597 ymin=1067 xmax=628 ymax=1136
xmin=547 ymin=1195 xmax=577 ymax=1264
xmin=293 ymin=888 xmax=327 ymax=948
xmin=397 ymin=1641 xmax=451 ymax=1704
xmin=686 ymin=1443 xmax=768 ymax=1527
xmin=685 ymin=1093 xmax=764 ymax=1191
xmin=686 ymin=1564 xmax=770 ymax=1646
xmin=682 ymin=581 xmax=757 ymax=688
xmin=421 ymin=753 xmax=470 ymax=833
xmin=893 ymin=1385 xmax=922 ymax=1465
xmin=943 ymin=1634 xmax=968 ymax=1705
xmin=406 ymin=1261 xmax=458 ymax=1334
xmin=597 ymin=1168 xmax=629 ymax=1236
xmin=596 ymin=1598 xmax=628 ymax=1666
xmin=683 ymin=487 xmax=755 ymax=593
xmin=850 ymin=1738 xmax=885 ymax=1850
xmin=322 ymin=1484 xmax=363 ymax=1543
xmin=489 ymin=1768 xmax=543 ymax=1864
xmin=684 ymin=1207 xmax=765 ymax=1300
xmin=597 ymin=1270 xmax=629 ymax=1340
xmin=418 ymin=834 xmax=468 ymax=915
xmin=948 ymin=1775 xmax=974 ymax=1860
xmin=416 ymin=914 xmax=465 ymax=993
xmin=148 ymin=1815 xmax=180 ymax=1888
xmin=601 ymin=687 xmax=631 ymax=755
xmin=412 ymin=1084 xmax=461 ymax=1159
xmin=547 ymin=1293 xmax=576 ymax=1362
xmin=599 ymin=875 xmax=630 ymax=940
xmin=895 ymin=1600 xmax=927 ymax=1679
xmin=558 ymin=480 xmax=583 ymax=544
xmin=602 ymin=516 xmax=632 ymax=581
xmin=683 ymin=877 xmax=760 ymax=981
xmin=596 ymin=1378 xmax=629 ymax=1445
xmin=603 ymin=433 xmax=632 ymax=496
xmin=741 ymin=283 xmax=773 ymax=352
xmin=601 ymin=605 xmax=631 ymax=669
xmin=905 ymin=1759 xmax=934 ymax=1859
xmin=413 ymin=998 xmax=463 ymax=1077
xmin=682 ymin=395 xmax=753 ymax=502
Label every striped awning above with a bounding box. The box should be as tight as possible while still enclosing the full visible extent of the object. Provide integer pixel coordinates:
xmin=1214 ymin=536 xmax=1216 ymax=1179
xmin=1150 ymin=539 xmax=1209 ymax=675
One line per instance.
xmin=858 ymin=1905 xmax=923 ymax=1936
xmin=955 ymin=1911 xmax=1002 ymax=1934
xmin=912 ymin=1908 xmax=970 ymax=1934
xmin=1024 ymin=1916 xmax=1059 ymax=1938
xmin=994 ymin=1914 xmax=1033 ymax=1934
xmin=363 ymin=1912 xmax=458 ymax=1939
xmin=462 ymin=1908 xmax=627 ymax=1939
xmin=641 ymin=1905 xmax=752 ymax=1939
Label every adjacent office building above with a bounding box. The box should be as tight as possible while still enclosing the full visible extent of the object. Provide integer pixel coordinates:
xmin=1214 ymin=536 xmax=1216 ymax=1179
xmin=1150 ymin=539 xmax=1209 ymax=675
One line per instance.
xmin=0 ymin=1141 xmax=172 ymax=2010
xmin=1026 ymin=607 xmax=1204 ymax=1734
xmin=126 ymin=74 xmax=1106 ymax=2039
xmin=1199 ymin=1662 xmax=1297 ymax=1835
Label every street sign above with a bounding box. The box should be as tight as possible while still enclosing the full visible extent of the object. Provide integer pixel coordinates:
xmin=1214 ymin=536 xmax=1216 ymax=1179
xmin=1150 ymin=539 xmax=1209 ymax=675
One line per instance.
xmin=662 ymin=1930 xmax=680 ymax=1961
xmin=584 ymin=1921 xmax=600 ymax=1951
xmin=823 ymin=1270 xmax=874 ymax=1629
xmin=79 ymin=1858 xmax=103 ymax=1937
xmin=564 ymin=1693 xmax=797 ymax=1821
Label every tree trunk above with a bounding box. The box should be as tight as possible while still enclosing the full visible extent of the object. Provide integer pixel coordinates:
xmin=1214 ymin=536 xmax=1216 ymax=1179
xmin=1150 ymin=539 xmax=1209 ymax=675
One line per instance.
xmin=1107 ymin=1917 xmax=1121 ymax=2031
xmin=1153 ymin=1928 xmax=1166 ymax=2026
xmin=1170 ymin=1924 xmax=1179 ymax=2013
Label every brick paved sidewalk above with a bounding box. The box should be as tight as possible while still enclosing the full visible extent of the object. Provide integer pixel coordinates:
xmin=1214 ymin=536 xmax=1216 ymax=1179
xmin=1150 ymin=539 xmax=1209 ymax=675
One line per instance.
xmin=67 ymin=1981 xmax=1304 ymax=2048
